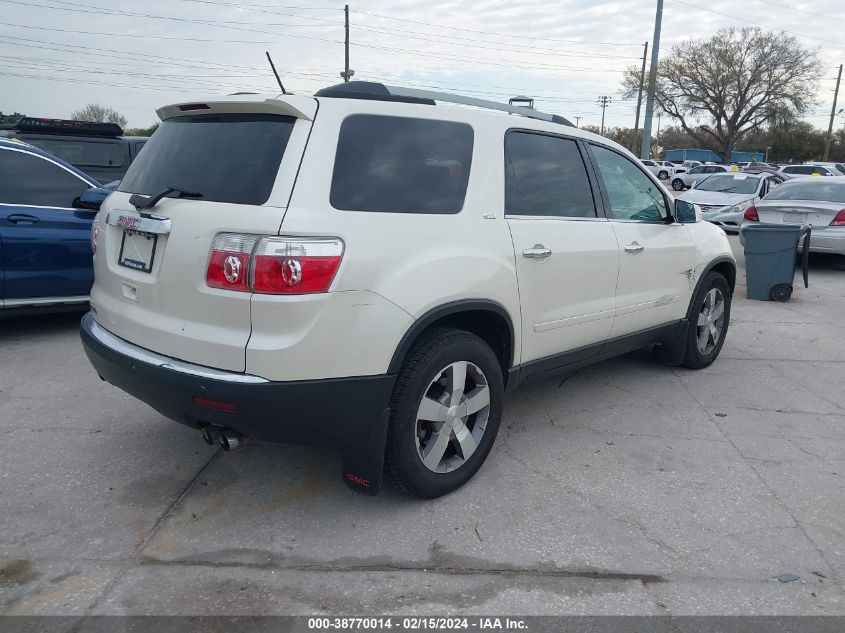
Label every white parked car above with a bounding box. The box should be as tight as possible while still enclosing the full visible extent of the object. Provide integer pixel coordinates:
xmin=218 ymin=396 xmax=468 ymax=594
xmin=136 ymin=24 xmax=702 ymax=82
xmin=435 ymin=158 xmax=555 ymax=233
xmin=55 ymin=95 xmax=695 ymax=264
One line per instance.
xmin=779 ymin=164 xmax=842 ymax=177
xmin=671 ymin=164 xmax=731 ymax=191
xmin=678 ymin=171 xmax=787 ymax=232
xmin=743 ymin=178 xmax=845 ymax=255
xmin=807 ymin=161 xmax=845 ymax=176
xmin=79 ymin=82 xmax=736 ymax=497
xmin=640 ymin=159 xmax=674 ymax=180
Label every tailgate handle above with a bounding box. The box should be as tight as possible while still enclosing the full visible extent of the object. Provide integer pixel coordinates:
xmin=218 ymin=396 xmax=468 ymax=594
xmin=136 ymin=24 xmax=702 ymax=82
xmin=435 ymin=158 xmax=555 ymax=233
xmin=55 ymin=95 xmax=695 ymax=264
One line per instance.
xmin=105 ymin=211 xmax=172 ymax=235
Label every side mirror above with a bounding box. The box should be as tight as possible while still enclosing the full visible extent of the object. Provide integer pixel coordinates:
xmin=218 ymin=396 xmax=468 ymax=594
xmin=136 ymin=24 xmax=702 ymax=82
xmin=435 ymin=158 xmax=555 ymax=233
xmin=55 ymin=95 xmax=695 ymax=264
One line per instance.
xmin=675 ymin=199 xmax=699 ymax=223
xmin=73 ymin=186 xmax=111 ymax=211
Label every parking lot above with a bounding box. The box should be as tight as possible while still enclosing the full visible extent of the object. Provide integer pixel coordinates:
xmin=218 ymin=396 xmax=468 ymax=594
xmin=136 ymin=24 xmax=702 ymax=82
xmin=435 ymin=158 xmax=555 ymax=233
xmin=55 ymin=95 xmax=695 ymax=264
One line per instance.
xmin=1 ymin=236 xmax=844 ymax=617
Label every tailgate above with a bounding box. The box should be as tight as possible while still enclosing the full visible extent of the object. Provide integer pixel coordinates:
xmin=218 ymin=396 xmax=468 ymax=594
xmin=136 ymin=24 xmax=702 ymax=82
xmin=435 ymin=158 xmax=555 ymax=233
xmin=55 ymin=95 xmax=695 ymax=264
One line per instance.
xmin=90 ymin=97 xmax=316 ymax=372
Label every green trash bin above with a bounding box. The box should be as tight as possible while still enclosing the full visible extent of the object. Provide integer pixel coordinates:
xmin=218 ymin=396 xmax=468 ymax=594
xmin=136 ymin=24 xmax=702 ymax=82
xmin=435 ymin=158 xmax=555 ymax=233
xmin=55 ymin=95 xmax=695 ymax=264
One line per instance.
xmin=741 ymin=224 xmax=811 ymax=302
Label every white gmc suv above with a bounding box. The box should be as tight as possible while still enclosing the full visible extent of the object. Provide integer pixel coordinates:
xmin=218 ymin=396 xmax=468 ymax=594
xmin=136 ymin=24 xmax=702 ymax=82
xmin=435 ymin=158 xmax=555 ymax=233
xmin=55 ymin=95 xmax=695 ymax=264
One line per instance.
xmin=80 ymin=82 xmax=735 ymax=498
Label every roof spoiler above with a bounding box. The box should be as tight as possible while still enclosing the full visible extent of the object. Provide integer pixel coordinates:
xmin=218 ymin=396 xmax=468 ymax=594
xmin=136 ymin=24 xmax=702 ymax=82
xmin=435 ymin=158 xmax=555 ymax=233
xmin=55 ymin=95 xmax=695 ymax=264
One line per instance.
xmin=156 ymin=96 xmax=315 ymax=122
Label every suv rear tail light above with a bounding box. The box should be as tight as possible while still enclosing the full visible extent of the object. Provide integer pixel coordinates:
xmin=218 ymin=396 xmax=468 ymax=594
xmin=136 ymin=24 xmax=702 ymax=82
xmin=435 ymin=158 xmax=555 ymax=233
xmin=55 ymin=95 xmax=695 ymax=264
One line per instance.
xmin=252 ymin=237 xmax=344 ymax=294
xmin=831 ymin=210 xmax=845 ymax=226
xmin=743 ymin=205 xmax=759 ymax=221
xmin=206 ymin=233 xmax=259 ymax=292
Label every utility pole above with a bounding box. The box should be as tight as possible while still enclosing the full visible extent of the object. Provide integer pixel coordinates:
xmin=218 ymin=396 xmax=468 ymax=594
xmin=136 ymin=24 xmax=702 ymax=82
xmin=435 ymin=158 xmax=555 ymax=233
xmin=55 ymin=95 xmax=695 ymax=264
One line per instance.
xmin=823 ymin=64 xmax=842 ymax=161
xmin=632 ymin=41 xmax=649 ymax=154
xmin=597 ymin=96 xmax=612 ymax=136
xmin=656 ymin=112 xmax=662 ymax=153
xmin=641 ymin=0 xmax=663 ymax=159
xmin=340 ymin=4 xmax=354 ymax=82
xmin=575 ymin=116 xmax=581 ymax=128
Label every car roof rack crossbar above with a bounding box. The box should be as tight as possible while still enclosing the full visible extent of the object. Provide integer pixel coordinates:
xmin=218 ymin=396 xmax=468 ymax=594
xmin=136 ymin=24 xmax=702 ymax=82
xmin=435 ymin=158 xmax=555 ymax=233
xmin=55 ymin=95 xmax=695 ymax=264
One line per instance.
xmin=315 ymin=81 xmax=574 ymax=127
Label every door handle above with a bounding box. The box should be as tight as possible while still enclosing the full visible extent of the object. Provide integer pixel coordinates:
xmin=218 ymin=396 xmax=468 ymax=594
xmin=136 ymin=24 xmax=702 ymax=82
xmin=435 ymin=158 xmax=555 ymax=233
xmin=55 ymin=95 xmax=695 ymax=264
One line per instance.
xmin=624 ymin=241 xmax=644 ymax=254
xmin=6 ymin=213 xmax=40 ymax=224
xmin=522 ymin=245 xmax=552 ymax=259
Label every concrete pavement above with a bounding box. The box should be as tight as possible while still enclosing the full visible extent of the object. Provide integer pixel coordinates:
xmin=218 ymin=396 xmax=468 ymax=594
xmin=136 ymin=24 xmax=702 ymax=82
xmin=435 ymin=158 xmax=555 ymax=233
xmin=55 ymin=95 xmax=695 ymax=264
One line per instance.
xmin=2 ymin=237 xmax=844 ymax=617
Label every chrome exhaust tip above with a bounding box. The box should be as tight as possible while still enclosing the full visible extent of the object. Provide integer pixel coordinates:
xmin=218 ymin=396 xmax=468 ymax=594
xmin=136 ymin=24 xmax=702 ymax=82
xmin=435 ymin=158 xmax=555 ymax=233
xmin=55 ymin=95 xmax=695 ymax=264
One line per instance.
xmin=217 ymin=429 xmax=245 ymax=451
xmin=200 ymin=426 xmax=218 ymax=445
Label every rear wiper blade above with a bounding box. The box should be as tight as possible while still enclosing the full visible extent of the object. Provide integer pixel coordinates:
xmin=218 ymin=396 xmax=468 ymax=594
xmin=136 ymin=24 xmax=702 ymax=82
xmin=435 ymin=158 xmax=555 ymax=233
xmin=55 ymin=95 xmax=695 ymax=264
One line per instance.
xmin=129 ymin=186 xmax=202 ymax=210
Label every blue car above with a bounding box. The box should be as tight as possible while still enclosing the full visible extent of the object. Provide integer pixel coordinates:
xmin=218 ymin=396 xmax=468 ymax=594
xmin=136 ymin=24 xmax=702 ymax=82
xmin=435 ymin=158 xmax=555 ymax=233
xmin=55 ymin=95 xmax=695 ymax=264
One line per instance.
xmin=0 ymin=138 xmax=111 ymax=311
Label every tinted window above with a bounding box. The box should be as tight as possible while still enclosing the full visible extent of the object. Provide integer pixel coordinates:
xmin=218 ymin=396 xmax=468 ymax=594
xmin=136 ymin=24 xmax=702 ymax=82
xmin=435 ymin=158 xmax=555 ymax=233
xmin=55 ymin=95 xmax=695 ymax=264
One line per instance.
xmin=695 ymin=173 xmax=761 ymax=195
xmin=119 ymin=114 xmax=295 ymax=206
xmin=0 ymin=148 xmax=90 ymax=207
xmin=689 ymin=166 xmax=706 ymax=174
xmin=330 ymin=115 xmax=473 ymax=214
xmin=784 ymin=166 xmax=813 ymax=175
xmin=764 ymin=181 xmax=845 ymax=203
xmin=27 ymin=138 xmax=123 ymax=168
xmin=591 ymin=145 xmax=668 ymax=221
xmin=505 ymin=132 xmax=595 ymax=217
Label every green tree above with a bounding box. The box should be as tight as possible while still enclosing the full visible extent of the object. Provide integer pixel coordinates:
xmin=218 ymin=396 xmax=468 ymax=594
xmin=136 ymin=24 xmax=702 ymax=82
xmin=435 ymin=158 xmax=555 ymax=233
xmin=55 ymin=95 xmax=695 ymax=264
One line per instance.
xmin=124 ymin=122 xmax=160 ymax=137
xmin=621 ymin=27 xmax=821 ymax=163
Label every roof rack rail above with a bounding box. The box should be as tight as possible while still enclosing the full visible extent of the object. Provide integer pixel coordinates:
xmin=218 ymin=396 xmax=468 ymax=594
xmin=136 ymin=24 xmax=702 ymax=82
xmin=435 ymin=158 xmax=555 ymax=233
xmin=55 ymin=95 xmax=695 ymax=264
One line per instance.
xmin=315 ymin=81 xmax=574 ymax=127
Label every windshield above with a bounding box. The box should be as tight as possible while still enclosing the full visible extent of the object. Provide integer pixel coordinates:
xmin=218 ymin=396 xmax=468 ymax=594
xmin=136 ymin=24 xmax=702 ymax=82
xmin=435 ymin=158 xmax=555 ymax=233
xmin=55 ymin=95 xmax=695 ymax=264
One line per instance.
xmin=695 ymin=174 xmax=760 ymax=195
xmin=764 ymin=181 xmax=845 ymax=203
xmin=118 ymin=113 xmax=295 ymax=205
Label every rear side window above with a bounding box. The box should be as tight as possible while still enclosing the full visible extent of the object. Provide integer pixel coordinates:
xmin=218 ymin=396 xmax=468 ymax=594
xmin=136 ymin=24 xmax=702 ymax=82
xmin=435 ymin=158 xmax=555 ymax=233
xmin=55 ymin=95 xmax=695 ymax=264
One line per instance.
xmin=119 ymin=114 xmax=295 ymax=206
xmin=330 ymin=115 xmax=473 ymax=214
xmin=505 ymin=132 xmax=596 ymax=218
xmin=0 ymin=148 xmax=90 ymax=207
xmin=26 ymin=138 xmax=123 ymax=168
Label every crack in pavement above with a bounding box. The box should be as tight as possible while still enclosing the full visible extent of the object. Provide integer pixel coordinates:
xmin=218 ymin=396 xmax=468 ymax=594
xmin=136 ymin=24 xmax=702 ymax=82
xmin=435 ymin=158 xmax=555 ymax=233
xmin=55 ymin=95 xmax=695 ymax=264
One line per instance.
xmin=69 ymin=448 xmax=223 ymax=628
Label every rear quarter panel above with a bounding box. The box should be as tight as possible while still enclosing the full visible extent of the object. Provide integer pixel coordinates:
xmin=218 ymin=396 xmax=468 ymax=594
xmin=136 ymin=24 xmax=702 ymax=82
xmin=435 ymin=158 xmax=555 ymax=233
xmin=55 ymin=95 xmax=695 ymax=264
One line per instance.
xmin=276 ymin=99 xmax=522 ymax=374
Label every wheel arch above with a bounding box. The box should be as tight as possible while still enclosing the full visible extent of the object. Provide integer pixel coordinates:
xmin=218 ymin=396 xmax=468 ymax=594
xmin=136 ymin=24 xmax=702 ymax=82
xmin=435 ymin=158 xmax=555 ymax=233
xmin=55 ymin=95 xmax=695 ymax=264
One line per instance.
xmin=387 ymin=300 xmax=515 ymax=385
xmin=686 ymin=256 xmax=736 ymax=320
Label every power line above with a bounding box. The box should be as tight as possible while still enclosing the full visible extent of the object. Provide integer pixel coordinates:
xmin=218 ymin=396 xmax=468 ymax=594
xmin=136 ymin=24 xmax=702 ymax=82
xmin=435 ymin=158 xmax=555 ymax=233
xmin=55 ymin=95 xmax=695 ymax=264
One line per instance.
xmin=668 ymin=0 xmax=844 ymax=47
xmin=351 ymin=9 xmax=642 ymax=47
xmin=751 ymin=0 xmax=845 ymax=25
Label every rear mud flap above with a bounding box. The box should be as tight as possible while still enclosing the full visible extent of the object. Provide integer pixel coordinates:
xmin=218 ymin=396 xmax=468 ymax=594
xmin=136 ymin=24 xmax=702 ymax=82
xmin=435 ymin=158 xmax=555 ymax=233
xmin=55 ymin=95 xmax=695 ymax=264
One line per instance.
xmin=656 ymin=319 xmax=689 ymax=366
xmin=341 ymin=407 xmax=391 ymax=495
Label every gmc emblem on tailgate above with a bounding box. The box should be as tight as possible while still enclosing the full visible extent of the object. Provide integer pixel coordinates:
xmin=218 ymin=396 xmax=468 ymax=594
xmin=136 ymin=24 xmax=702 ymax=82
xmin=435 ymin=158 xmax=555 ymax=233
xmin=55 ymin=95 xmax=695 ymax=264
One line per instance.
xmin=116 ymin=215 xmax=140 ymax=231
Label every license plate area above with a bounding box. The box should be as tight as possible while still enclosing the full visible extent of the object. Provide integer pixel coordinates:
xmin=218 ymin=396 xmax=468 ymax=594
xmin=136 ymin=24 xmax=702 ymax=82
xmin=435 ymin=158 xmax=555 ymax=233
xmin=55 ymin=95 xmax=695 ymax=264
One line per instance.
xmin=118 ymin=229 xmax=158 ymax=273
xmin=784 ymin=212 xmax=804 ymax=224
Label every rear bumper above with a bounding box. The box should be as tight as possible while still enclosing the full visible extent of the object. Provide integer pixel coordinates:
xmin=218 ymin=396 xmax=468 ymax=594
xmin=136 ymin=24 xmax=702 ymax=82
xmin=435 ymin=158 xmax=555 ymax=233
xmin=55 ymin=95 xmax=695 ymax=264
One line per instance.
xmin=80 ymin=312 xmax=395 ymax=454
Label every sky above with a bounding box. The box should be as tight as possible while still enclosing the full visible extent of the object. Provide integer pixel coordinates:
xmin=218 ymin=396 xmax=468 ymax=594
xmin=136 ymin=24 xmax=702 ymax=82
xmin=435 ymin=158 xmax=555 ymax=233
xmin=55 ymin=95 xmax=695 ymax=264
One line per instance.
xmin=0 ymin=0 xmax=843 ymax=133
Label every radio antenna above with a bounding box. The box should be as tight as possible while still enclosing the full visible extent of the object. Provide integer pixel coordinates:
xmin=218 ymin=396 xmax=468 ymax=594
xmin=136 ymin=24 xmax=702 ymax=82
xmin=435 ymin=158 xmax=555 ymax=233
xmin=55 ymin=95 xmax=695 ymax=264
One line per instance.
xmin=265 ymin=51 xmax=286 ymax=95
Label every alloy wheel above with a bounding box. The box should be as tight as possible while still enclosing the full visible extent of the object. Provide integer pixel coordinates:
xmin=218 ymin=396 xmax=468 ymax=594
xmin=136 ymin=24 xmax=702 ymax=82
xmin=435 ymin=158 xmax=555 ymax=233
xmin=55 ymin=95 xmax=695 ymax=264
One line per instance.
xmin=696 ymin=288 xmax=725 ymax=355
xmin=415 ymin=361 xmax=490 ymax=473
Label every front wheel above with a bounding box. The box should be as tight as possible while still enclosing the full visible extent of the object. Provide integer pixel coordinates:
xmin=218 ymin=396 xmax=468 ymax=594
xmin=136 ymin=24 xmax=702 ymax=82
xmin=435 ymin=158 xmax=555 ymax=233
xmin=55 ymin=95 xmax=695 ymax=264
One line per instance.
xmin=658 ymin=170 xmax=669 ymax=180
xmin=384 ymin=328 xmax=503 ymax=498
xmin=683 ymin=272 xmax=731 ymax=369
xmin=672 ymin=178 xmax=685 ymax=191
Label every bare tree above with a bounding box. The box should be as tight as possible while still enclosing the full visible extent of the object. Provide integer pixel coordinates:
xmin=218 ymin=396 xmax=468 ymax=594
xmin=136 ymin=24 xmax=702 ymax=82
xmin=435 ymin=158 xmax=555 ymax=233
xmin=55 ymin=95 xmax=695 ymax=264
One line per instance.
xmin=621 ymin=28 xmax=821 ymax=163
xmin=70 ymin=104 xmax=128 ymax=129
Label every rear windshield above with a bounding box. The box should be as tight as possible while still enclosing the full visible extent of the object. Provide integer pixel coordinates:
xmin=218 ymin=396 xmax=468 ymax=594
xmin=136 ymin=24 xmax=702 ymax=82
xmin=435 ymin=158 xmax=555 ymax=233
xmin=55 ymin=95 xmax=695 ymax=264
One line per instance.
xmin=765 ymin=181 xmax=845 ymax=203
xmin=330 ymin=115 xmax=474 ymax=214
xmin=119 ymin=113 xmax=295 ymax=206
xmin=695 ymin=173 xmax=760 ymax=195
xmin=26 ymin=138 xmax=123 ymax=168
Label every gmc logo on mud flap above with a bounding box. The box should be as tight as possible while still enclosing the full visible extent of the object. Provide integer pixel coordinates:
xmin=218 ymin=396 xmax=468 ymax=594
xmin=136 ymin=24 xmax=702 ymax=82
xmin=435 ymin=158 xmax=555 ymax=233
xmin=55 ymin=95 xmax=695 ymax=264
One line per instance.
xmin=345 ymin=473 xmax=370 ymax=487
xmin=116 ymin=215 xmax=140 ymax=231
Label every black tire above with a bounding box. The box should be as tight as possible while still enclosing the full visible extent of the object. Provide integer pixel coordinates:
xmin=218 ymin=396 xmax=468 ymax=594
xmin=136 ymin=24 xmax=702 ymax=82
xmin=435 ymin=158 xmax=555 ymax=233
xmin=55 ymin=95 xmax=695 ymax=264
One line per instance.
xmin=384 ymin=328 xmax=503 ymax=498
xmin=770 ymin=284 xmax=792 ymax=302
xmin=658 ymin=170 xmax=669 ymax=180
xmin=672 ymin=178 xmax=685 ymax=191
xmin=683 ymin=272 xmax=732 ymax=369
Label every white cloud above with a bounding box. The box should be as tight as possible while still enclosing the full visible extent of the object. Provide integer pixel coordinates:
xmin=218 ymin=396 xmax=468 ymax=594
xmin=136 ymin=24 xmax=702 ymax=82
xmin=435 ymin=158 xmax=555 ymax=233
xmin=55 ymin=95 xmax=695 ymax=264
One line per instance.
xmin=0 ymin=0 xmax=841 ymax=131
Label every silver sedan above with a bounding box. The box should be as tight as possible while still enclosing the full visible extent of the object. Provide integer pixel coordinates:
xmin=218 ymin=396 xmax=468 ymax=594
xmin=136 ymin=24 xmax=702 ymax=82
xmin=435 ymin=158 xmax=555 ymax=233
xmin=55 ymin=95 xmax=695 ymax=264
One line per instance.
xmin=742 ymin=179 xmax=845 ymax=255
